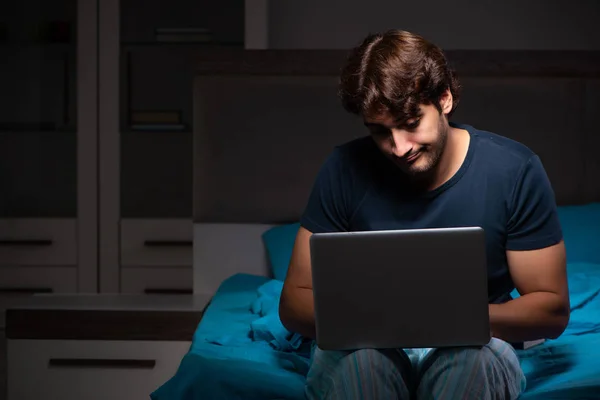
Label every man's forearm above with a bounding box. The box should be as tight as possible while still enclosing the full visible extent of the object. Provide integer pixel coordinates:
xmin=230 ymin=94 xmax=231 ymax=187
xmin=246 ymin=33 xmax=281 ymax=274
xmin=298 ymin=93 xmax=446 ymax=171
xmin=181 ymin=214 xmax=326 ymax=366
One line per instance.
xmin=279 ymin=286 xmax=316 ymax=339
xmin=489 ymin=291 xmax=570 ymax=343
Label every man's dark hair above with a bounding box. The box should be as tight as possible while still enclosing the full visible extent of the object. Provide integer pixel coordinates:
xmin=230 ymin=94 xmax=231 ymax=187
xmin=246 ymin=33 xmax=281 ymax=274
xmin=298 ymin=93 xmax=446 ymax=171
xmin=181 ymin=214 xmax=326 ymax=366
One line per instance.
xmin=338 ymin=29 xmax=461 ymax=123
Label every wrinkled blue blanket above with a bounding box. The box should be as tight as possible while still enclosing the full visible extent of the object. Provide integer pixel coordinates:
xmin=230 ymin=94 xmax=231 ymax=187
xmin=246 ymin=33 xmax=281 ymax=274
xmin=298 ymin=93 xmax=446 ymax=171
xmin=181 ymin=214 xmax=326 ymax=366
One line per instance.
xmin=151 ymin=274 xmax=312 ymax=400
xmin=204 ymin=279 xmax=305 ymax=353
xmin=153 ymin=262 xmax=600 ymax=400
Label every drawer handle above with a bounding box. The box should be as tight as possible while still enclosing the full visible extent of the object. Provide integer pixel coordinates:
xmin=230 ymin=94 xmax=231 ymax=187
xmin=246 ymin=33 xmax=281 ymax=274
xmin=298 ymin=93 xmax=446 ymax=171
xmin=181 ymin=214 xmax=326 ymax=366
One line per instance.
xmin=0 ymin=239 xmax=53 ymax=246
xmin=144 ymin=240 xmax=192 ymax=247
xmin=144 ymin=288 xmax=193 ymax=295
xmin=0 ymin=287 xmax=53 ymax=294
xmin=49 ymin=358 xmax=156 ymax=369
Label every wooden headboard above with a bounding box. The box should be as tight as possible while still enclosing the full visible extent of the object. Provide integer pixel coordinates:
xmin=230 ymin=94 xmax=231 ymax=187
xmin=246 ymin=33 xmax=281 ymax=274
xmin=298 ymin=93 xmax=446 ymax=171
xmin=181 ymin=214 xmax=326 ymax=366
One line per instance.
xmin=193 ymin=50 xmax=600 ymax=224
xmin=191 ymin=50 xmax=600 ymax=294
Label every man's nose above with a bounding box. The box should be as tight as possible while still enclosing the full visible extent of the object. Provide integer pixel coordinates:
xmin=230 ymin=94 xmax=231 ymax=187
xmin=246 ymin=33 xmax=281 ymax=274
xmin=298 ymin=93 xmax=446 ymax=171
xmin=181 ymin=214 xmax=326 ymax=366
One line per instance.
xmin=390 ymin=130 xmax=413 ymax=158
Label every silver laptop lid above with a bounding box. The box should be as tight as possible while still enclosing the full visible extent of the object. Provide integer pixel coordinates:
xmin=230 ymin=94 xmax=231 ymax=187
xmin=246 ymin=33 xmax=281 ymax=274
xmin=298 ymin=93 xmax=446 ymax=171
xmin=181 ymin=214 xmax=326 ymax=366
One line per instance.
xmin=310 ymin=227 xmax=490 ymax=350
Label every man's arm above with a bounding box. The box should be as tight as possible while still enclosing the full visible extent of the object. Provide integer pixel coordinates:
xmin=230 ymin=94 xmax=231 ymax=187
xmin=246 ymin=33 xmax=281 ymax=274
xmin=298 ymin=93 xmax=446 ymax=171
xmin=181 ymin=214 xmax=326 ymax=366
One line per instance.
xmin=490 ymin=240 xmax=570 ymax=343
xmin=279 ymin=226 xmax=317 ymax=339
xmin=279 ymin=147 xmax=353 ymax=339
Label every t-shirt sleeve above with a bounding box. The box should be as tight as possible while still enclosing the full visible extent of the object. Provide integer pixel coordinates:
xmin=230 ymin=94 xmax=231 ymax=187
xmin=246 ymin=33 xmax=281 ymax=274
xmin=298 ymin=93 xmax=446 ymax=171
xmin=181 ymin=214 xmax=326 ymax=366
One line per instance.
xmin=506 ymin=154 xmax=563 ymax=250
xmin=300 ymin=149 xmax=352 ymax=233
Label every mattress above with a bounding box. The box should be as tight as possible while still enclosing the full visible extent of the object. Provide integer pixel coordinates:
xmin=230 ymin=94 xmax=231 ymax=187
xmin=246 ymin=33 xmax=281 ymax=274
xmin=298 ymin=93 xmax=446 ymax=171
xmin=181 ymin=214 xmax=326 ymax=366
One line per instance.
xmin=152 ymin=263 xmax=600 ymax=400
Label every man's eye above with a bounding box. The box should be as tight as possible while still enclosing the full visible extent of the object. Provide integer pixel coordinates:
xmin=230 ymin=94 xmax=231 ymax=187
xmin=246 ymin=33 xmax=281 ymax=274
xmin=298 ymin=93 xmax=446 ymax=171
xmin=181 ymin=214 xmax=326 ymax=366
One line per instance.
xmin=405 ymin=119 xmax=421 ymax=130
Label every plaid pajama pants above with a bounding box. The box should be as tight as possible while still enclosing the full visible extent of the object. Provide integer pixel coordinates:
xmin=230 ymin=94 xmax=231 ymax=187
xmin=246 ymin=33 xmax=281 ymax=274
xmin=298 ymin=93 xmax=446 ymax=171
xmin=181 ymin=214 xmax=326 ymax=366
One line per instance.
xmin=305 ymin=338 xmax=526 ymax=400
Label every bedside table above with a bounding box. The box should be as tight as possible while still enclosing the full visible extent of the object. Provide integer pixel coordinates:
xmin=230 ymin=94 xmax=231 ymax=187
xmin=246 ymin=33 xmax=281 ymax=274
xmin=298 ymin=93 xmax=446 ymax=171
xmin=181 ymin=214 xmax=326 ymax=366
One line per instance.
xmin=4 ymin=294 xmax=210 ymax=400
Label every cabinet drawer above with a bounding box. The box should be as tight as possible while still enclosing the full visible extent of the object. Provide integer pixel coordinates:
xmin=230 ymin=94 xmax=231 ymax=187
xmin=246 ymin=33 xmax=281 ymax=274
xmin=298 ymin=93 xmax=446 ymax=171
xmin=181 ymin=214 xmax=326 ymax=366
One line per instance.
xmin=7 ymin=339 xmax=190 ymax=400
xmin=0 ymin=219 xmax=77 ymax=266
xmin=121 ymin=219 xmax=192 ymax=267
xmin=121 ymin=267 xmax=192 ymax=294
xmin=0 ymin=266 xmax=77 ymax=330
xmin=0 ymin=266 xmax=77 ymax=296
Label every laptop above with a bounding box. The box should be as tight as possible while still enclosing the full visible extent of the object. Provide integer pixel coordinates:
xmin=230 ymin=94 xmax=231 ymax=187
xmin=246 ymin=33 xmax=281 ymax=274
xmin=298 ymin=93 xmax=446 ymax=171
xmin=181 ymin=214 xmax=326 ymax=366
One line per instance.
xmin=309 ymin=227 xmax=490 ymax=351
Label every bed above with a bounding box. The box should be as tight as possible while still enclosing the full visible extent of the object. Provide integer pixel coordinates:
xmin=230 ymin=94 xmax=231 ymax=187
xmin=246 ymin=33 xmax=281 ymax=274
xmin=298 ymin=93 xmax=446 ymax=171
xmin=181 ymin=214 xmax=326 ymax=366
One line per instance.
xmin=152 ymin=51 xmax=600 ymax=399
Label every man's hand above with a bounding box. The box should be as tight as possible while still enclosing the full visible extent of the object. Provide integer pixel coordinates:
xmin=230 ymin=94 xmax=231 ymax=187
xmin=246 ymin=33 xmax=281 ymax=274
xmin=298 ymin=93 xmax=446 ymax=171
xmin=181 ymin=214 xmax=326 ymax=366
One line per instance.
xmin=490 ymin=241 xmax=570 ymax=342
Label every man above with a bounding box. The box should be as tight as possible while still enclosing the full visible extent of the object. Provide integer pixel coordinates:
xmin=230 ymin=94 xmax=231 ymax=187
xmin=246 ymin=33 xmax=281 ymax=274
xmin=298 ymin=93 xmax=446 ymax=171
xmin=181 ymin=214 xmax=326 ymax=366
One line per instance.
xmin=278 ymin=30 xmax=570 ymax=399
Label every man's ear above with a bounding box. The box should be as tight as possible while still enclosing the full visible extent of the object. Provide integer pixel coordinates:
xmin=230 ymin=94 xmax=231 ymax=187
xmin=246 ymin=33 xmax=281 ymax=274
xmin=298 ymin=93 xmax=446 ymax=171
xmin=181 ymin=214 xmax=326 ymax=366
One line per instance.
xmin=440 ymin=89 xmax=453 ymax=114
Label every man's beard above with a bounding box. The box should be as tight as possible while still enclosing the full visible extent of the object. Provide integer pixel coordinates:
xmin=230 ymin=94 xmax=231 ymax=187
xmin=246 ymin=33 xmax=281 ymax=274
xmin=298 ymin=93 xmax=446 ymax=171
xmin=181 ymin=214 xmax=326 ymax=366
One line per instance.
xmin=403 ymin=115 xmax=449 ymax=182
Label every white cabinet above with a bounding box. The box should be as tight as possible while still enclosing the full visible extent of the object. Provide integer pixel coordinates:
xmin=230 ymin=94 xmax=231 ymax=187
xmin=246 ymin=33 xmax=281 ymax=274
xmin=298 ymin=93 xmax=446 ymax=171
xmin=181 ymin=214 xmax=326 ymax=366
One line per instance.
xmin=7 ymin=340 xmax=190 ymax=400
xmin=0 ymin=0 xmax=98 ymax=295
xmin=4 ymin=294 xmax=210 ymax=400
xmin=1 ymin=0 xmax=255 ymax=294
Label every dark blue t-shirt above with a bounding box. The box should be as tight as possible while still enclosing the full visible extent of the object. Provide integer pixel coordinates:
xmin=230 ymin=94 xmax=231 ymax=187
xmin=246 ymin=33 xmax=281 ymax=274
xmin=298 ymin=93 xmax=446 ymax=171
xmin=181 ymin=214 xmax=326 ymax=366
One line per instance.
xmin=300 ymin=122 xmax=563 ymax=303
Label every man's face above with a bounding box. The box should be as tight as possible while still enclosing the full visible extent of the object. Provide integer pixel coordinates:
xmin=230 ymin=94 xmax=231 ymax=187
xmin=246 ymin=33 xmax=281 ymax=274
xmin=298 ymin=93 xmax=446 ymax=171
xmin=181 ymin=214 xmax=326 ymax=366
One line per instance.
xmin=364 ymin=103 xmax=449 ymax=180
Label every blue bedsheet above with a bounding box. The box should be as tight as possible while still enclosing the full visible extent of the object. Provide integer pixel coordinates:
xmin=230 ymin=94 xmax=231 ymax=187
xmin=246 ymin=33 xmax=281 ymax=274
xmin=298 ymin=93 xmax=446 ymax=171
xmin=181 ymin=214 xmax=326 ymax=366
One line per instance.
xmin=519 ymin=334 xmax=600 ymax=399
xmin=152 ymin=266 xmax=600 ymax=400
xmin=151 ymin=274 xmax=312 ymax=400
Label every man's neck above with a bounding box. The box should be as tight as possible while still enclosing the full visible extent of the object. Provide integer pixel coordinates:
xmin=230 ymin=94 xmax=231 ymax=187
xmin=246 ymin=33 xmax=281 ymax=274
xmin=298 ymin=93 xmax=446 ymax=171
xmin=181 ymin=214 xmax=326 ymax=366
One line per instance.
xmin=425 ymin=127 xmax=470 ymax=191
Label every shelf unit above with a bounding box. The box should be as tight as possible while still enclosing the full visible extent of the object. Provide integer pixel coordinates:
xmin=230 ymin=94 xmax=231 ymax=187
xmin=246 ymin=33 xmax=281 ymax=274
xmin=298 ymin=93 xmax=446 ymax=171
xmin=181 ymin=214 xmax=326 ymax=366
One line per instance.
xmin=0 ymin=0 xmax=97 ymax=297
xmin=99 ymin=0 xmax=247 ymax=294
xmin=0 ymin=0 xmax=262 ymax=299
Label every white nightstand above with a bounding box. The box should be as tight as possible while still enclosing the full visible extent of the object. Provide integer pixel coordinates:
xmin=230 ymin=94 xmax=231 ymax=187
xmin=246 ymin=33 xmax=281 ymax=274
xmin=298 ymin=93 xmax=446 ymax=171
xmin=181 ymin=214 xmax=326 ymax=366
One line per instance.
xmin=4 ymin=294 xmax=210 ymax=400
